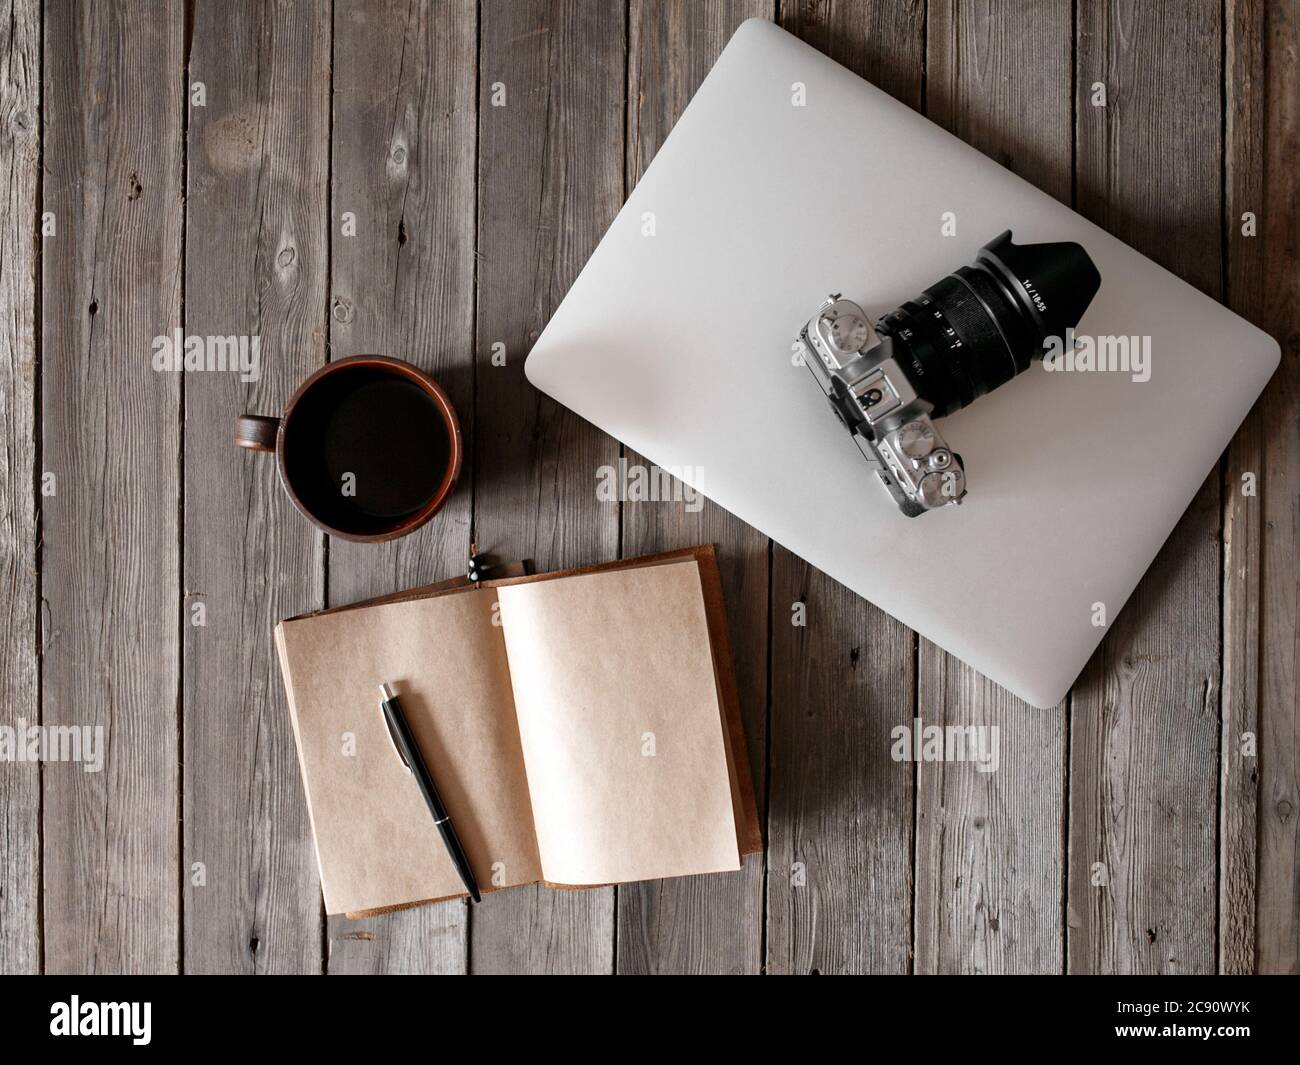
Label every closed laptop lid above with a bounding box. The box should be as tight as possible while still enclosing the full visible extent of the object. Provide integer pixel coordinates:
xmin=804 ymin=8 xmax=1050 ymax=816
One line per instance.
xmin=524 ymin=19 xmax=1279 ymax=708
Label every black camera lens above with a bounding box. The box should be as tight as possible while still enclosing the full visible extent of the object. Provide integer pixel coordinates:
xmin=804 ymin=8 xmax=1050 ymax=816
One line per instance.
xmin=876 ymin=231 xmax=1101 ymax=418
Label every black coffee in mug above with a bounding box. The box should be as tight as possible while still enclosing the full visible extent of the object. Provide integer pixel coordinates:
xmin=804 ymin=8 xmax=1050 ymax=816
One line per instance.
xmin=236 ymin=356 xmax=463 ymax=542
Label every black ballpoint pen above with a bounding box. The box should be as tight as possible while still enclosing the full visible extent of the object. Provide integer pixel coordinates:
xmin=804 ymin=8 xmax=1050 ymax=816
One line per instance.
xmin=378 ymin=682 xmax=481 ymax=903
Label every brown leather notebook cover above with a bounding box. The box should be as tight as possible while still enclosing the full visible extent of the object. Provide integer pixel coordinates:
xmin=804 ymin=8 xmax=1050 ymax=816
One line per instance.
xmin=274 ymin=545 xmax=761 ymax=918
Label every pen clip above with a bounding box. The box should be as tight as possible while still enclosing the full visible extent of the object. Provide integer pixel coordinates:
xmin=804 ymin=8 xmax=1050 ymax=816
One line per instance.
xmin=379 ymin=691 xmax=411 ymax=772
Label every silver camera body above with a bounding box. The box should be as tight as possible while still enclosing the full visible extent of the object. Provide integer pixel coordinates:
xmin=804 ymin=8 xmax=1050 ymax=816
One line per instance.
xmin=796 ymin=294 xmax=967 ymax=517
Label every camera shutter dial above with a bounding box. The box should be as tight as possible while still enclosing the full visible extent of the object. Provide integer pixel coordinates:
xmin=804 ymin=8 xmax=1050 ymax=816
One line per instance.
xmin=825 ymin=312 xmax=872 ymax=354
xmin=896 ymin=420 xmax=937 ymax=459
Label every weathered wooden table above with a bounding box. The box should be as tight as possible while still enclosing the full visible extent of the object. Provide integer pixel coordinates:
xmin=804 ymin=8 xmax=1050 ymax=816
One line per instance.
xmin=1 ymin=0 xmax=1295 ymax=974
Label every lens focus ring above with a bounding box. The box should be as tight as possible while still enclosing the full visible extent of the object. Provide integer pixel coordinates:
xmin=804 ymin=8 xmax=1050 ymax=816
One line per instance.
xmin=877 ymin=263 xmax=1034 ymax=418
xmin=924 ymin=273 xmax=1019 ymax=401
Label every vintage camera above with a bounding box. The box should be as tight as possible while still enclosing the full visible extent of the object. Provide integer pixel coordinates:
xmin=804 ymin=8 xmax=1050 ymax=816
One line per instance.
xmin=796 ymin=231 xmax=1101 ymax=516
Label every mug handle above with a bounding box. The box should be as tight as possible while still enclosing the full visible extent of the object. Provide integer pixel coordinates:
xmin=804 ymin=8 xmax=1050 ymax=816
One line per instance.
xmin=234 ymin=415 xmax=280 ymax=452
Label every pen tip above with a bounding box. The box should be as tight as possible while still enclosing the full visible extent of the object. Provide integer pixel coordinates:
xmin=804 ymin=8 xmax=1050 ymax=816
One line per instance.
xmin=379 ymin=682 xmax=395 ymax=701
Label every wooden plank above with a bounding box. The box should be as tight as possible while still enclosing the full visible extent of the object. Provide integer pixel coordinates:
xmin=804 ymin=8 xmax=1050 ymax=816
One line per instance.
xmin=767 ymin=558 xmax=915 ymax=974
xmin=616 ymin=0 xmax=772 ymax=976
xmin=1219 ymin=0 xmax=1265 ymax=976
xmin=1068 ymin=0 xmax=1222 ymax=974
xmin=1223 ymin=0 xmax=1299 ymax=976
xmin=40 ymin=0 xmax=184 ymax=973
xmin=1251 ymin=0 xmax=1300 ymax=979
xmin=914 ymin=0 xmax=1071 ymax=975
xmin=0 ymin=0 xmax=40 ymax=976
xmin=470 ymin=0 xmax=624 ymax=975
xmin=325 ymin=0 xmax=478 ymax=975
xmin=182 ymin=0 xmax=329 ymax=974
xmin=766 ymin=2 xmax=923 ymax=975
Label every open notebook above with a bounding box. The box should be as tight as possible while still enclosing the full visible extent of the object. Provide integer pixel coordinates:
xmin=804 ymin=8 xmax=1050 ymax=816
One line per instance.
xmin=274 ymin=545 xmax=762 ymax=917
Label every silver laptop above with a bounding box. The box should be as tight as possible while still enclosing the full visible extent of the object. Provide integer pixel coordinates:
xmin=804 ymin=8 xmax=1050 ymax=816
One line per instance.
xmin=524 ymin=19 xmax=1279 ymax=708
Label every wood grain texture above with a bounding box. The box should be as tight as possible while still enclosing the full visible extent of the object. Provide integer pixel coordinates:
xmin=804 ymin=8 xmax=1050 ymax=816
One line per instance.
xmin=0 ymin=0 xmax=39 ymax=976
xmin=1224 ymin=0 xmax=1299 ymax=976
xmin=40 ymin=0 xmax=184 ymax=973
xmin=1219 ymin=0 xmax=1266 ymax=976
xmin=913 ymin=673 xmax=1066 ymax=974
xmin=470 ymin=0 xmax=624 ymax=974
xmin=926 ymin=0 xmax=1072 ymax=198
xmin=182 ymin=0 xmax=329 ymax=974
xmin=326 ymin=0 xmax=478 ymax=974
xmin=914 ymin=0 xmax=1071 ymax=975
xmin=766 ymin=556 xmax=915 ymax=974
xmin=1252 ymin=0 xmax=1300 ymax=977
xmin=1069 ymin=0 xmax=1223 ymax=974
xmin=617 ymin=0 xmax=772 ymax=976
xmin=763 ymin=0 xmax=923 ymax=977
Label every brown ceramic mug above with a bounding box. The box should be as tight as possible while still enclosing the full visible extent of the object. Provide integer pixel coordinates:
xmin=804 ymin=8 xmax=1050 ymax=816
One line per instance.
xmin=235 ymin=355 xmax=462 ymax=542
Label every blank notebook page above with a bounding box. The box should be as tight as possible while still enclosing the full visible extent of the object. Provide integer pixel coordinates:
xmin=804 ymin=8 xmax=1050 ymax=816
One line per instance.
xmin=496 ymin=559 xmax=742 ymax=885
